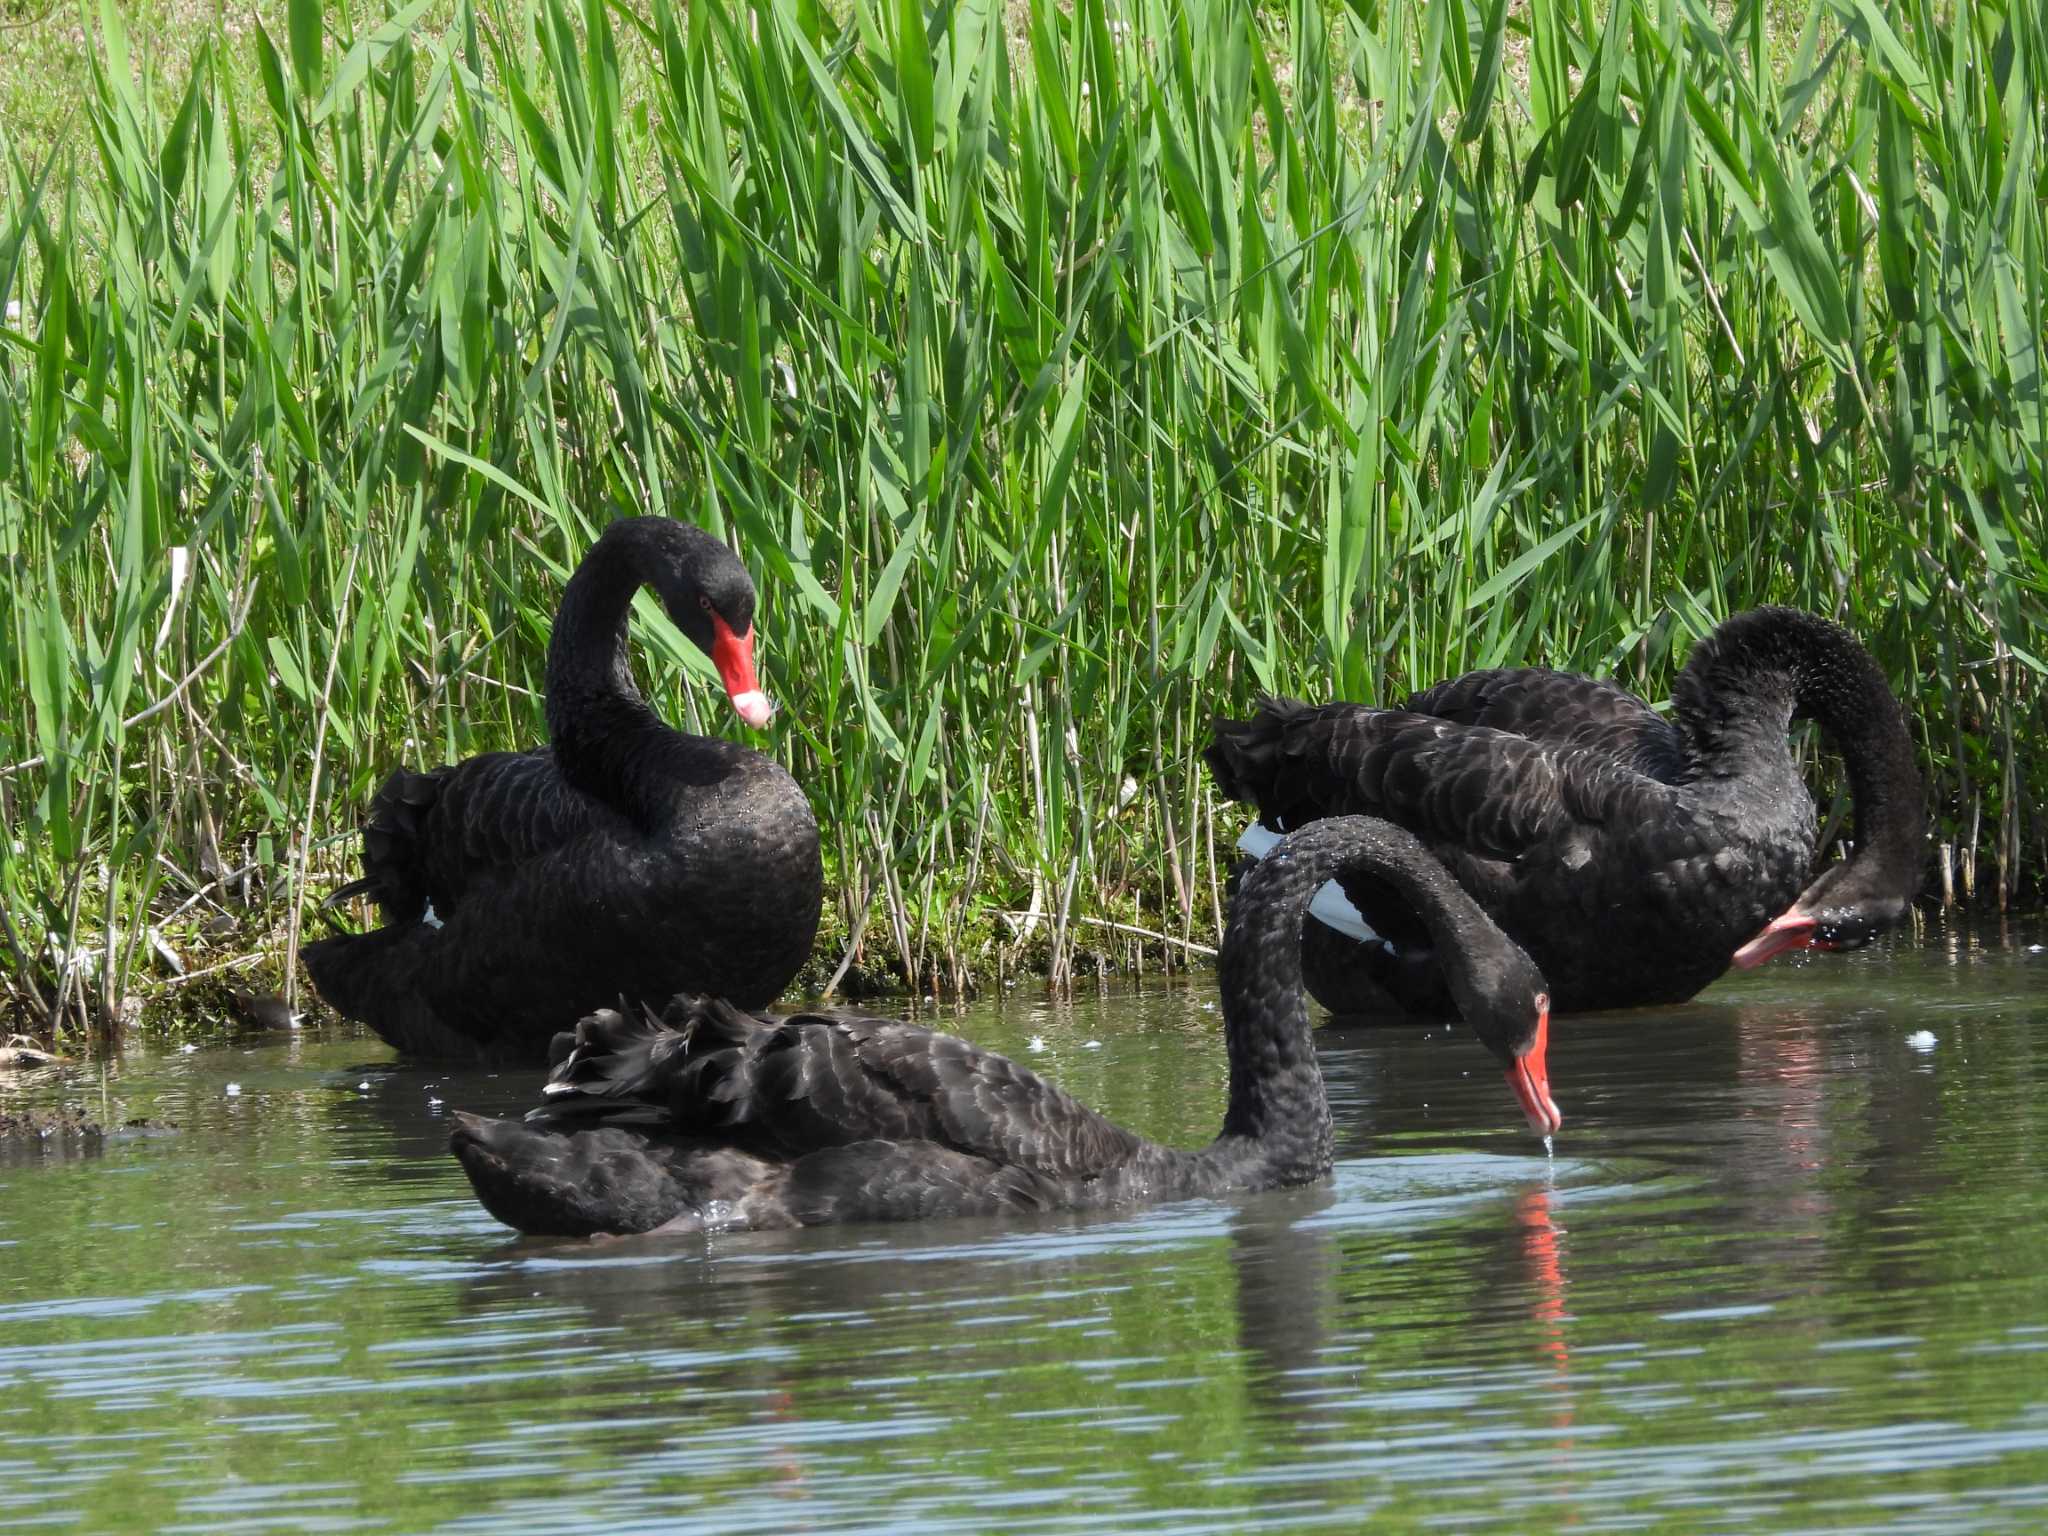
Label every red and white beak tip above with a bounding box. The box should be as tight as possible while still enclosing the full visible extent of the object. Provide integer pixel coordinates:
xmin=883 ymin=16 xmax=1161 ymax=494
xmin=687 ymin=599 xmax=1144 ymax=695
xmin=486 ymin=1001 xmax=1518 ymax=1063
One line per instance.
xmin=1732 ymin=909 xmax=1820 ymax=970
xmin=707 ymin=615 xmax=773 ymax=729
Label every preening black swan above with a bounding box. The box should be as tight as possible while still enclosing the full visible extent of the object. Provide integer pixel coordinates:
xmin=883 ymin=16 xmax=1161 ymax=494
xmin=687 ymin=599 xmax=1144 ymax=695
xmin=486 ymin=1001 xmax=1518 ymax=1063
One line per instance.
xmin=302 ymin=517 xmax=822 ymax=1064
xmin=448 ymin=816 xmax=1558 ymax=1238
xmin=1206 ymin=606 xmax=1925 ymax=1017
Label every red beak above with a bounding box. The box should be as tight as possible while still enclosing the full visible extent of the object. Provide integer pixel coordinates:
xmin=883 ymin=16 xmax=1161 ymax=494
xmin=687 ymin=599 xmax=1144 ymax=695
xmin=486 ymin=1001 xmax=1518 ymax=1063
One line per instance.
xmin=1506 ymin=999 xmax=1562 ymax=1136
xmin=1732 ymin=908 xmax=1820 ymax=969
xmin=708 ymin=612 xmax=773 ymax=729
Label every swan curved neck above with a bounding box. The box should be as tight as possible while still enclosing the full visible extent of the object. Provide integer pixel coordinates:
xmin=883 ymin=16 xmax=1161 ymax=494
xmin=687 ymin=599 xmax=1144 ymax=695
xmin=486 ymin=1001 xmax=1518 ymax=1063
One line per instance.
xmin=1208 ymin=817 xmax=1522 ymax=1186
xmin=545 ymin=527 xmax=668 ymax=795
xmin=1212 ymin=829 xmax=1376 ymax=1182
xmin=1675 ymin=608 xmax=1924 ymax=875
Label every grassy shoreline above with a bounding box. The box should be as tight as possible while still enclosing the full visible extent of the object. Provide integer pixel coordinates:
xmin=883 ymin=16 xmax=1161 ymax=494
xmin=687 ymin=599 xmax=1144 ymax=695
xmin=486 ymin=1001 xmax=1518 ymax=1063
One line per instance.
xmin=2 ymin=0 xmax=2043 ymax=1044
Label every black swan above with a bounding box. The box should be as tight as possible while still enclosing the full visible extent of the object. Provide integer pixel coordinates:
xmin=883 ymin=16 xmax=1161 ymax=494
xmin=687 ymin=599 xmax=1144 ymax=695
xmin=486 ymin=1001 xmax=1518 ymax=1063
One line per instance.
xmin=1206 ymin=606 xmax=1925 ymax=1017
xmin=447 ymin=816 xmax=1558 ymax=1238
xmin=303 ymin=517 xmax=822 ymax=1064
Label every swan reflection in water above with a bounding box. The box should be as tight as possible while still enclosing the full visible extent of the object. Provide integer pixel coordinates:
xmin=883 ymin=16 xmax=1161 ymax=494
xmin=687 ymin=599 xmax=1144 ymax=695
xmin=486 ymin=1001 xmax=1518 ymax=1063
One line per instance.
xmin=441 ymin=1157 xmax=1582 ymax=1479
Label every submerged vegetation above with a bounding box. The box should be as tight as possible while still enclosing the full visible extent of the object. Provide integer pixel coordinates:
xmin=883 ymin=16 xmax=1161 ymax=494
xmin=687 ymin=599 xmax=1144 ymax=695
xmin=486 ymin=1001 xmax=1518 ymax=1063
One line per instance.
xmin=0 ymin=0 xmax=2042 ymax=1038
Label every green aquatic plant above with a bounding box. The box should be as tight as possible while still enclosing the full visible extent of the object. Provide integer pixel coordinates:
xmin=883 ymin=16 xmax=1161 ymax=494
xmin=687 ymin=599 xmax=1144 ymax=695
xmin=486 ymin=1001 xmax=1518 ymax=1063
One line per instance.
xmin=0 ymin=0 xmax=2041 ymax=1038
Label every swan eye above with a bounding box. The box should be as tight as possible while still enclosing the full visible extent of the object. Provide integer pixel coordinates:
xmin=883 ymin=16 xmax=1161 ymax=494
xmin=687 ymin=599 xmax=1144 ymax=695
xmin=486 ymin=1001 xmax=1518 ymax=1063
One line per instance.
xmin=698 ymin=594 xmax=712 ymax=612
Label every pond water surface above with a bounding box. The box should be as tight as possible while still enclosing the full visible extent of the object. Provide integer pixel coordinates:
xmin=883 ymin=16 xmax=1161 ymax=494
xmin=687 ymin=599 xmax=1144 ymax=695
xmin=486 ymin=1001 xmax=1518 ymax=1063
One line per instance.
xmin=4 ymin=921 xmax=2048 ymax=1533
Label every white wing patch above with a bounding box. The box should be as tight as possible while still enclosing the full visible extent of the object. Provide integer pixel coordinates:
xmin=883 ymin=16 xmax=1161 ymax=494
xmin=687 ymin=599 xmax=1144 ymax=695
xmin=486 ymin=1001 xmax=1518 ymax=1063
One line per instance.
xmin=1236 ymin=823 xmax=1381 ymax=944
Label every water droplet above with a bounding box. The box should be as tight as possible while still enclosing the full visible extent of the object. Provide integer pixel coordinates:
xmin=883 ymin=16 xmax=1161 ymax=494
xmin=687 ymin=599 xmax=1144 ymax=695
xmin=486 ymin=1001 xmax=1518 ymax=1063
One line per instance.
xmin=1542 ymin=1135 xmax=1554 ymax=1159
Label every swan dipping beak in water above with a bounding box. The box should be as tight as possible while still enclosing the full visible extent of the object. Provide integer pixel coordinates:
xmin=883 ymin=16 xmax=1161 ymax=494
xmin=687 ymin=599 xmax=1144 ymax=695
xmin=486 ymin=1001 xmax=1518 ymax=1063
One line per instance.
xmin=1237 ymin=821 xmax=1560 ymax=1138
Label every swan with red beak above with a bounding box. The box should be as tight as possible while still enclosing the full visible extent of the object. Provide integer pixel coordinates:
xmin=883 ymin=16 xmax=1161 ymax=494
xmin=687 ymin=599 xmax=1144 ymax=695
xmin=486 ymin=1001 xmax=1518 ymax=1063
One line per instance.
xmin=1238 ymin=820 xmax=1562 ymax=1139
xmin=302 ymin=517 xmax=823 ymax=1066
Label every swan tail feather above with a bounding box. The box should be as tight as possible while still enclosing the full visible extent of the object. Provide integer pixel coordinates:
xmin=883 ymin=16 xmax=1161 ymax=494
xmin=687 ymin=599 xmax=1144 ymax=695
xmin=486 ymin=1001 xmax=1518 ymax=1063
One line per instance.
xmin=341 ymin=765 xmax=444 ymax=924
xmin=1203 ymin=696 xmax=1313 ymax=809
xmin=318 ymin=874 xmax=378 ymax=912
xmin=535 ymin=996 xmax=770 ymax=1129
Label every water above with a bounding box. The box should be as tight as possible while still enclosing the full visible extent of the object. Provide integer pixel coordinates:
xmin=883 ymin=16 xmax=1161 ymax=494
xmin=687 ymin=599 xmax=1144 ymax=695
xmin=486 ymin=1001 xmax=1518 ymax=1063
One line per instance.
xmin=4 ymin=923 xmax=2048 ymax=1533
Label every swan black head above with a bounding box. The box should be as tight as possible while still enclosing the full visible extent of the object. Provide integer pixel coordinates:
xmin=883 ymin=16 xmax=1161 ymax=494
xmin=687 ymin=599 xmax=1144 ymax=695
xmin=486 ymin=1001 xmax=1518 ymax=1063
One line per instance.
xmin=1680 ymin=607 xmax=1926 ymax=971
xmin=1337 ymin=824 xmax=1558 ymax=1134
xmin=1438 ymin=928 xmax=1557 ymax=1137
xmin=593 ymin=518 xmax=771 ymax=729
xmin=1730 ymin=858 xmax=1916 ymax=968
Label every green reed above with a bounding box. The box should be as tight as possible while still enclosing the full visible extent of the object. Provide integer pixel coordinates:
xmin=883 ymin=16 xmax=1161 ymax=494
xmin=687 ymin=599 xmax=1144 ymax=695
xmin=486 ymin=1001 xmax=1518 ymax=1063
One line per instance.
xmin=0 ymin=0 xmax=2041 ymax=1036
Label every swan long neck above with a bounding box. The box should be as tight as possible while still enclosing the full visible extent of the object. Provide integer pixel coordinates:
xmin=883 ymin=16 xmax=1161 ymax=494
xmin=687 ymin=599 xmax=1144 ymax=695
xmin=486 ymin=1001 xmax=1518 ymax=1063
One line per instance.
xmin=1212 ymin=831 xmax=1333 ymax=1183
xmin=1214 ymin=817 xmax=1473 ymax=1183
xmin=1674 ymin=607 xmax=1925 ymax=880
xmin=545 ymin=526 xmax=669 ymax=797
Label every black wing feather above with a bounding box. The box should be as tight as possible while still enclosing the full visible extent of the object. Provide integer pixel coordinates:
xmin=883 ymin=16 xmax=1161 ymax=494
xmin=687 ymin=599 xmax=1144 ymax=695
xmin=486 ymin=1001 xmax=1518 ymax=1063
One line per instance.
xmin=536 ymin=998 xmax=1145 ymax=1182
xmin=1405 ymin=667 xmax=1689 ymax=783
xmin=1209 ymin=698 xmax=1677 ymax=862
xmin=778 ymin=1140 xmax=1065 ymax=1225
xmin=334 ymin=750 xmax=599 ymax=924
